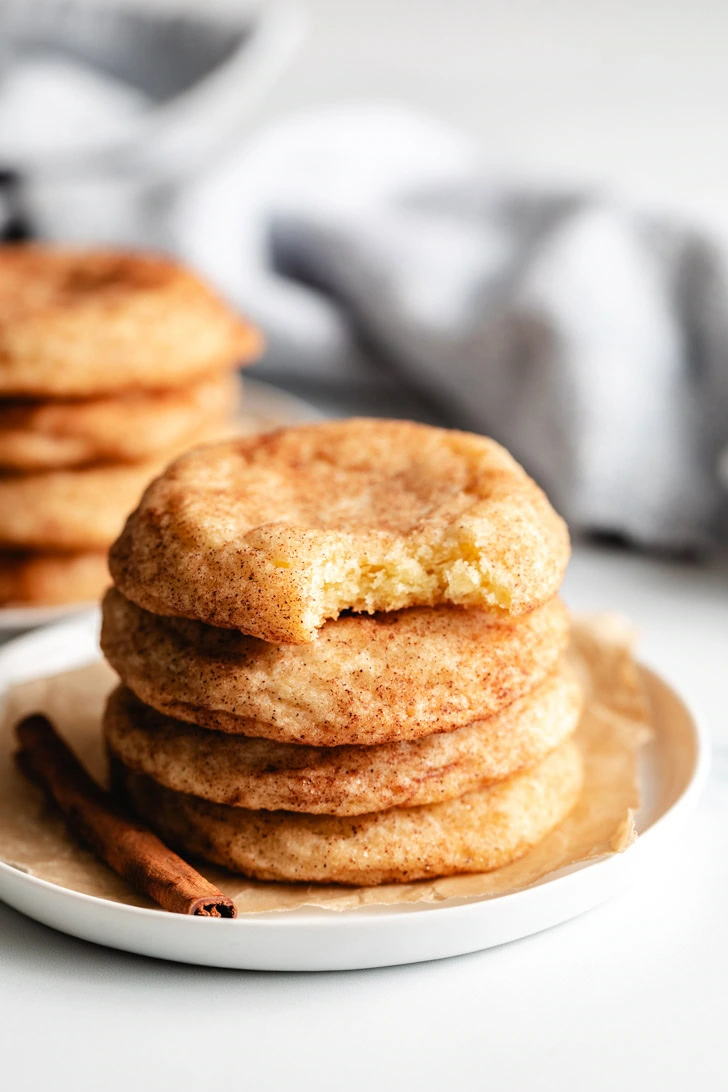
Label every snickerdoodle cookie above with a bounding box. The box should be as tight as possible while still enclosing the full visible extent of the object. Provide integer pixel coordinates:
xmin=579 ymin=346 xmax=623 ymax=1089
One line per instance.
xmin=104 ymin=664 xmax=582 ymax=815
xmin=109 ymin=419 xmax=570 ymax=642
xmin=101 ymin=588 xmax=570 ymax=745
xmin=112 ymin=739 xmax=583 ymax=885
xmin=0 ymin=246 xmax=261 ymax=397
xmin=0 ymin=549 xmax=109 ymax=606
xmin=0 ymin=372 xmax=239 ymax=471
xmin=0 ymin=456 xmax=180 ymax=550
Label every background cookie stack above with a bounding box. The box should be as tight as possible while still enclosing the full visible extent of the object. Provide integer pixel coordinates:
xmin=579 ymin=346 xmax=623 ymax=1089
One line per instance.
xmin=0 ymin=246 xmax=261 ymax=608
xmin=101 ymin=419 xmax=582 ymax=886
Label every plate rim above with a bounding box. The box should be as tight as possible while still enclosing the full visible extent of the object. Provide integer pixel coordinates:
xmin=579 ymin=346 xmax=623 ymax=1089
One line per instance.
xmin=0 ymin=838 xmax=631 ymax=926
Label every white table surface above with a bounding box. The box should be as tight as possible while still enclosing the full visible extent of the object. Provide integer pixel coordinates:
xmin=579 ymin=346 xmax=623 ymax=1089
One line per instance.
xmin=0 ymin=542 xmax=725 ymax=1092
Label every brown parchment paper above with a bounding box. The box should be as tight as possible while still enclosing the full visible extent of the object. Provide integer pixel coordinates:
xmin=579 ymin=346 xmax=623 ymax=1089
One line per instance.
xmin=0 ymin=617 xmax=652 ymax=914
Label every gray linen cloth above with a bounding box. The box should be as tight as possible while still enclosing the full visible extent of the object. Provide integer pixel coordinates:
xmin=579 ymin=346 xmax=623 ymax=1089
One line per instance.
xmin=176 ymin=104 xmax=728 ymax=552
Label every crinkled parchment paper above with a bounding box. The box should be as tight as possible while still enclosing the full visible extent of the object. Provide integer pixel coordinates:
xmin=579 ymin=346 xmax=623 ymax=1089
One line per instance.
xmin=0 ymin=617 xmax=652 ymax=914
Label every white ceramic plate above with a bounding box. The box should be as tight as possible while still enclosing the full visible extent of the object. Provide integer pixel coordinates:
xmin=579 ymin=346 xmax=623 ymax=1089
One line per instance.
xmin=0 ymin=613 xmax=708 ymax=971
xmin=0 ymin=379 xmax=322 ymax=637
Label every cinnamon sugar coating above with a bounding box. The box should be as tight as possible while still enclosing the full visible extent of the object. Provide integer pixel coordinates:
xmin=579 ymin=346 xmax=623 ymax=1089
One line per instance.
xmin=101 ymin=588 xmax=570 ymax=746
xmin=109 ymin=419 xmax=570 ymax=642
xmin=0 ymin=372 xmax=240 ymax=471
xmin=0 ymin=246 xmax=260 ymax=397
xmin=103 ymin=664 xmax=582 ymax=815
xmin=0 ymin=549 xmax=109 ymax=605
xmin=113 ymin=740 xmax=583 ymax=885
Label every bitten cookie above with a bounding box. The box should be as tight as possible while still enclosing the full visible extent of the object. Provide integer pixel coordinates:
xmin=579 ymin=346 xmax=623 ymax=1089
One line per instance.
xmin=109 ymin=419 xmax=570 ymax=642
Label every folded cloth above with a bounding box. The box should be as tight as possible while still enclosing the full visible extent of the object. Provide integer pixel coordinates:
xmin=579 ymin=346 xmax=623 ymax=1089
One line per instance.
xmin=176 ymin=105 xmax=728 ymax=553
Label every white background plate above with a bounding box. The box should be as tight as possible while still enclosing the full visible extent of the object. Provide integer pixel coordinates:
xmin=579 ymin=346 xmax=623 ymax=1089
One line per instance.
xmin=0 ymin=611 xmax=708 ymax=972
xmin=0 ymin=378 xmax=322 ymax=636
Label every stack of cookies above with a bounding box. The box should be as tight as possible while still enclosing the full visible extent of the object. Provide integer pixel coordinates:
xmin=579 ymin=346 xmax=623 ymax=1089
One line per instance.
xmin=0 ymin=246 xmax=261 ymax=608
xmin=101 ymin=419 xmax=582 ymax=886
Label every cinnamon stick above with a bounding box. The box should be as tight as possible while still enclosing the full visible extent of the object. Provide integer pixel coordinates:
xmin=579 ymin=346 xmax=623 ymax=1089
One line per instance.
xmin=15 ymin=713 xmax=237 ymax=918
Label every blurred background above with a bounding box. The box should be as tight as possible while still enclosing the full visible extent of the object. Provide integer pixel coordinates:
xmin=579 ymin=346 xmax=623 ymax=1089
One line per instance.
xmin=2 ymin=0 xmax=728 ymax=564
